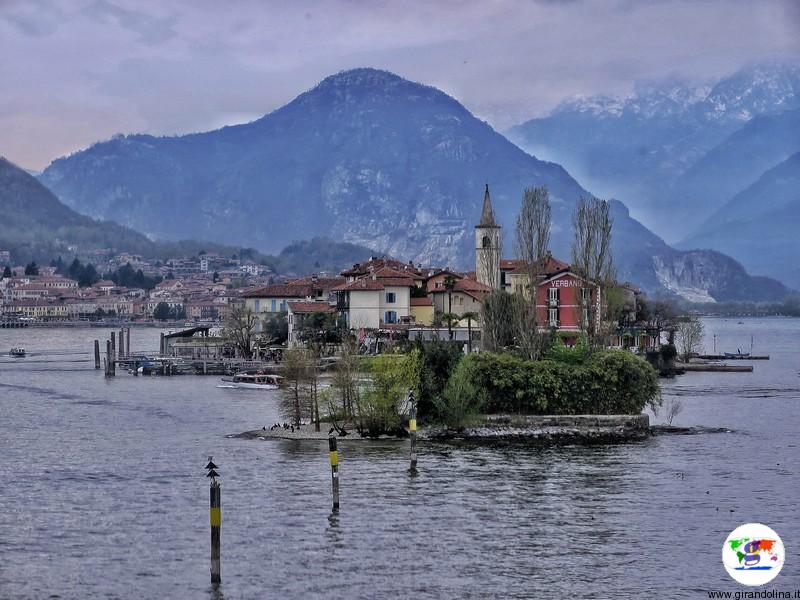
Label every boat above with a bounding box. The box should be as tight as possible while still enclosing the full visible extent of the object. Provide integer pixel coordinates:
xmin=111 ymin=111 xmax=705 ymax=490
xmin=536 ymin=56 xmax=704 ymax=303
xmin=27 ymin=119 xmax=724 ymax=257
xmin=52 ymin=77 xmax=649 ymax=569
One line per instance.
xmin=217 ymin=372 xmax=283 ymax=390
xmin=724 ymin=351 xmax=750 ymax=358
xmin=9 ymin=347 xmax=25 ymax=357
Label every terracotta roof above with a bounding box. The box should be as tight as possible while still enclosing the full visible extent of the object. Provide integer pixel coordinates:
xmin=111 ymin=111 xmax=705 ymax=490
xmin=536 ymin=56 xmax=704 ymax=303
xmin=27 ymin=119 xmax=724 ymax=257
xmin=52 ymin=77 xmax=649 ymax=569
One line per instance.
xmin=290 ymin=275 xmax=346 ymax=290
xmin=241 ymin=284 xmax=312 ymax=298
xmin=410 ymin=297 xmax=433 ymax=306
xmin=341 ymin=257 xmax=426 ymax=279
xmin=287 ymin=301 xmax=336 ymax=314
xmin=333 ymin=275 xmax=415 ymax=291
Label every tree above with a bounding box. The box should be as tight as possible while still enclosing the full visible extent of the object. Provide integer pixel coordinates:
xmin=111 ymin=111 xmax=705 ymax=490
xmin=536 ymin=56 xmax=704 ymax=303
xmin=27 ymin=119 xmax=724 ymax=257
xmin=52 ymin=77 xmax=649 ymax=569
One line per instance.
xmin=481 ymin=290 xmax=519 ymax=352
xmin=263 ymin=312 xmax=288 ymax=344
xmin=571 ymin=196 xmax=614 ymax=344
xmin=440 ymin=312 xmax=460 ymax=342
xmin=2 ymin=266 xmax=11 ymax=279
xmin=433 ymin=355 xmax=484 ymax=430
xmin=675 ymin=315 xmax=704 ymax=362
xmin=443 ymin=275 xmax=457 ymax=339
xmin=513 ymin=186 xmax=553 ymax=360
xmin=461 ymin=311 xmax=480 ymax=353
xmin=282 ymin=346 xmax=310 ymax=427
xmin=222 ymin=305 xmax=259 ymax=358
xmin=24 ymin=261 xmax=39 ymax=276
xmin=153 ymin=302 xmax=172 ymax=321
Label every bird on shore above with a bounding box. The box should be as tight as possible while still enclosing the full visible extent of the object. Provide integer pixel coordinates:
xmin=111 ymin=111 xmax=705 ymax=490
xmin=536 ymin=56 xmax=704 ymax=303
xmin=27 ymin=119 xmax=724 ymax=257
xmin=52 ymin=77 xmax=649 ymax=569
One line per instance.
xmin=262 ymin=426 xmax=266 ymax=431
xmin=339 ymin=428 xmax=349 ymax=437
xmin=329 ymin=427 xmax=335 ymax=435
xmin=291 ymin=425 xmax=294 ymax=432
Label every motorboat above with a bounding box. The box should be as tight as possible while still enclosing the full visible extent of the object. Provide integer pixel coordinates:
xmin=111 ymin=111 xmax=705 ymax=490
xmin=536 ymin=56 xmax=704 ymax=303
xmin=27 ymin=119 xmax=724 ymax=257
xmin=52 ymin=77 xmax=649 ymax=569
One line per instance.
xmin=217 ymin=372 xmax=283 ymax=390
xmin=9 ymin=347 xmax=25 ymax=357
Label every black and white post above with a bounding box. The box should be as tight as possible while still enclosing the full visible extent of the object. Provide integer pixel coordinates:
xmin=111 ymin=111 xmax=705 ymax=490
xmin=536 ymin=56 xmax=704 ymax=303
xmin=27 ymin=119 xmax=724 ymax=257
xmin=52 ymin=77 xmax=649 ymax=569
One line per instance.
xmin=206 ymin=457 xmax=221 ymax=585
xmin=408 ymin=389 xmax=418 ymax=473
xmin=328 ymin=436 xmax=340 ymax=512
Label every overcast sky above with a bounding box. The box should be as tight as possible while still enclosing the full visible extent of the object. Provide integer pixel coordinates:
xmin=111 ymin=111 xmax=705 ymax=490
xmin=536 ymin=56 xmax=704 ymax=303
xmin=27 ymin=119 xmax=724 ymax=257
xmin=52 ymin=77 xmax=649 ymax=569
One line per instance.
xmin=1 ymin=0 xmax=798 ymax=171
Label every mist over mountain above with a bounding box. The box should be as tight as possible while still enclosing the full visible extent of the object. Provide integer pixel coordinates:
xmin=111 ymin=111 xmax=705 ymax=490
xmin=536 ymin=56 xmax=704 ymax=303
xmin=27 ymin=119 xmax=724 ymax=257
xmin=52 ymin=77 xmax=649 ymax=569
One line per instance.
xmin=38 ymin=68 xmax=789 ymax=301
xmin=680 ymin=152 xmax=800 ymax=289
xmin=507 ymin=63 xmax=800 ymax=242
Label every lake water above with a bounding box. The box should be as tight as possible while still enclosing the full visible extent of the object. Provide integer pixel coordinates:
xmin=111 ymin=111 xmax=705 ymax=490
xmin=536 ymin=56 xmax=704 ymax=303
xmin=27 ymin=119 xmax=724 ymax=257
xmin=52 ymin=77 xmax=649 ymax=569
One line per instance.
xmin=1 ymin=318 xmax=798 ymax=599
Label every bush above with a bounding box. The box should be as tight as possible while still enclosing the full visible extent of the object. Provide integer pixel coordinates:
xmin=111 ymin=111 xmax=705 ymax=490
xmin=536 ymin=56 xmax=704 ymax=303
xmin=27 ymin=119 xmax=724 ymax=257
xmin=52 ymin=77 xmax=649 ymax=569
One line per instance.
xmin=659 ymin=343 xmax=677 ymax=362
xmin=432 ymin=355 xmax=485 ymax=430
xmin=544 ymin=335 xmax=590 ymax=365
xmin=468 ymin=349 xmax=660 ymax=415
xmin=413 ymin=339 xmax=464 ymax=418
xmin=356 ymin=351 xmax=421 ymax=436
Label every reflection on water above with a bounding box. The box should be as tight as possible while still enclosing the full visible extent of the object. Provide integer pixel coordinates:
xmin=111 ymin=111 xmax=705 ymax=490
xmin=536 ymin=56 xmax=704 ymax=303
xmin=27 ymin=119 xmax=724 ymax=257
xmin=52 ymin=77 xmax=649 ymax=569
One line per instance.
xmin=0 ymin=319 xmax=798 ymax=598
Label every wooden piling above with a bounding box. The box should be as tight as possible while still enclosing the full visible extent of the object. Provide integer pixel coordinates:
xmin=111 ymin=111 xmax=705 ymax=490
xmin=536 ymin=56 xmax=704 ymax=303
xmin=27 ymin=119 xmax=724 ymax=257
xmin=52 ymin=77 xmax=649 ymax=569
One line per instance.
xmin=328 ymin=436 xmax=340 ymax=512
xmin=111 ymin=331 xmax=116 ymax=360
xmin=159 ymin=332 xmax=165 ymax=356
xmin=119 ymin=329 xmax=124 ymax=358
xmin=105 ymin=340 xmax=113 ymax=377
xmin=94 ymin=340 xmax=101 ymax=369
xmin=126 ymin=327 xmax=130 ymax=357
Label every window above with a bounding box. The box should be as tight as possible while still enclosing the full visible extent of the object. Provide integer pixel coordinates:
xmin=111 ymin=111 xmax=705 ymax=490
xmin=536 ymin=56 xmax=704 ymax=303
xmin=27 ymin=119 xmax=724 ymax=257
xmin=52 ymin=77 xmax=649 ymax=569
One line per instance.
xmin=279 ymin=301 xmax=286 ymax=311
xmin=271 ymin=299 xmax=276 ymax=311
xmin=482 ymin=236 xmax=492 ymax=248
xmin=549 ymin=308 xmax=558 ymax=327
xmin=254 ymin=299 xmax=260 ymax=312
xmin=582 ymin=308 xmax=589 ymax=326
xmin=548 ymin=287 xmax=558 ymax=303
xmin=581 ymin=287 xmax=591 ymax=302
xmin=385 ymin=292 xmax=396 ymax=303
xmin=384 ymin=311 xmax=397 ymax=324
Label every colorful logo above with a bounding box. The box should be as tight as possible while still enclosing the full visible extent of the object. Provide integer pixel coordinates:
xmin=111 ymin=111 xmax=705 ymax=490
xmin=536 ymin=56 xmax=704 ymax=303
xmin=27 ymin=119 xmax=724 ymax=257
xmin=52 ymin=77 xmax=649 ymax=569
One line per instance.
xmin=722 ymin=523 xmax=785 ymax=586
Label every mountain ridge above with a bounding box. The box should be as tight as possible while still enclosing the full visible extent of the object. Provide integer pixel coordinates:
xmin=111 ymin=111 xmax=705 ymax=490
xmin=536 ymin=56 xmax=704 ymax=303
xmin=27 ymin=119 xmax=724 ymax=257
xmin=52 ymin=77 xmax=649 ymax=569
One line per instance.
xmin=38 ymin=68 xmax=789 ymax=301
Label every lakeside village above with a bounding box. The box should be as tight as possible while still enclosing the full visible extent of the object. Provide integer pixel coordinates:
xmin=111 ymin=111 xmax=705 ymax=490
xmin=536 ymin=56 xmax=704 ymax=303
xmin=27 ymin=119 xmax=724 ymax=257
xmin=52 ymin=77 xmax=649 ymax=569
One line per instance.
xmin=3 ymin=186 xmax=721 ymax=439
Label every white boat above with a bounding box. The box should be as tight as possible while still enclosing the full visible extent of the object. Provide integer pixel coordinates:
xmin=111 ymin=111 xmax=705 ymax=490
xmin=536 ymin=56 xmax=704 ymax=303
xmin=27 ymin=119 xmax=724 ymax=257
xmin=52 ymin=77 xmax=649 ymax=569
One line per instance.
xmin=217 ymin=372 xmax=283 ymax=390
xmin=9 ymin=347 xmax=25 ymax=357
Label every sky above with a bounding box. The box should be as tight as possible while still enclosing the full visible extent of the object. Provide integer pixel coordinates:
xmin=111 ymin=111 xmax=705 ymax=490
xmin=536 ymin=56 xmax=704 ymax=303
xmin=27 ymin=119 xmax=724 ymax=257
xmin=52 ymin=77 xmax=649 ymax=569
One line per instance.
xmin=1 ymin=0 xmax=799 ymax=171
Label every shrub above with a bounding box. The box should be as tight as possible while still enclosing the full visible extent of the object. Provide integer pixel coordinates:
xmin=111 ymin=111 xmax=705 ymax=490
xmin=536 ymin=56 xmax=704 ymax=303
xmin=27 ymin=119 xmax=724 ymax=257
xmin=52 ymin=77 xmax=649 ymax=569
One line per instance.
xmin=356 ymin=351 xmax=421 ymax=436
xmin=413 ymin=339 xmax=464 ymax=418
xmin=432 ymin=355 xmax=485 ymax=429
xmin=544 ymin=335 xmax=590 ymax=365
xmin=659 ymin=343 xmax=677 ymax=362
xmin=468 ymin=349 xmax=660 ymax=415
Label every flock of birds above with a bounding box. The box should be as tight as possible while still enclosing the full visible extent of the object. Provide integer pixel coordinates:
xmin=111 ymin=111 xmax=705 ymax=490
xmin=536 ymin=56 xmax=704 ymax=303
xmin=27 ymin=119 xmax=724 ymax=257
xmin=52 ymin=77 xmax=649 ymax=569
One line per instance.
xmin=261 ymin=422 xmax=350 ymax=436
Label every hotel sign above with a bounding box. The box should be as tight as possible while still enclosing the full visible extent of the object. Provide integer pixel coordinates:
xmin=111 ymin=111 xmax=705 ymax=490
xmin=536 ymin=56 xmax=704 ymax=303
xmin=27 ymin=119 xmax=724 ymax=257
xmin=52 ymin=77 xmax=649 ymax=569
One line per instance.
xmin=552 ymin=279 xmax=581 ymax=288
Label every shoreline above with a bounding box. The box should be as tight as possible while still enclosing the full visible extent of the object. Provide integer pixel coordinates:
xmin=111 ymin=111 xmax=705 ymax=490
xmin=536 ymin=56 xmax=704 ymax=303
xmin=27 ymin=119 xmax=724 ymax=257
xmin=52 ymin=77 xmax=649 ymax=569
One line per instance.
xmin=232 ymin=414 xmax=651 ymax=443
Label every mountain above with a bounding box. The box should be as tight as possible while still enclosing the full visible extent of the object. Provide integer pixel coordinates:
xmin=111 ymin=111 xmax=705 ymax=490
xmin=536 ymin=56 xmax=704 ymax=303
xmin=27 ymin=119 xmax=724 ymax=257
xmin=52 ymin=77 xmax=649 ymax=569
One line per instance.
xmin=39 ymin=68 xmax=788 ymax=301
xmin=680 ymin=152 xmax=800 ymax=289
xmin=0 ymin=156 xmax=157 ymax=263
xmin=668 ymin=108 xmax=800 ymax=226
xmin=506 ymin=63 xmax=800 ymax=240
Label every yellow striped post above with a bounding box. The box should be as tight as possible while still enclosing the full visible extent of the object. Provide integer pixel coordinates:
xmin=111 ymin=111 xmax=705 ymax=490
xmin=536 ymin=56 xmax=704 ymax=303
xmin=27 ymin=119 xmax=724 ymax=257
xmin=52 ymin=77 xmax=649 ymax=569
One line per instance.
xmin=206 ymin=457 xmax=221 ymax=584
xmin=328 ymin=436 xmax=340 ymax=512
xmin=408 ymin=390 xmax=418 ymax=473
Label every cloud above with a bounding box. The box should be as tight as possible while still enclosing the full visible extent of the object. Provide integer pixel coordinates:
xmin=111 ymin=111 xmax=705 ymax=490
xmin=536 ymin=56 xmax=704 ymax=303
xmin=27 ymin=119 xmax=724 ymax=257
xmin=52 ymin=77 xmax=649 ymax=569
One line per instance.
xmin=0 ymin=0 xmax=798 ymax=170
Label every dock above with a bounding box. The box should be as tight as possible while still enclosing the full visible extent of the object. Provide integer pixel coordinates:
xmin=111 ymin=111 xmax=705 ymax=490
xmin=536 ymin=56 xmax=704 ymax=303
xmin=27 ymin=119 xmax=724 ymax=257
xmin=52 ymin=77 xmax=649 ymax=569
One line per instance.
xmin=677 ymin=363 xmax=753 ymax=372
xmin=698 ymin=354 xmax=769 ymax=360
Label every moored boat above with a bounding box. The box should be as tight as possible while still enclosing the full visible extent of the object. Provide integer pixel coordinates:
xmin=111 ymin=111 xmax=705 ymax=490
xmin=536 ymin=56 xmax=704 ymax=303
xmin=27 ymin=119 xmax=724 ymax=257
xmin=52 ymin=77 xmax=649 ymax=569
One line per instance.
xmin=9 ymin=347 xmax=25 ymax=357
xmin=217 ymin=372 xmax=283 ymax=390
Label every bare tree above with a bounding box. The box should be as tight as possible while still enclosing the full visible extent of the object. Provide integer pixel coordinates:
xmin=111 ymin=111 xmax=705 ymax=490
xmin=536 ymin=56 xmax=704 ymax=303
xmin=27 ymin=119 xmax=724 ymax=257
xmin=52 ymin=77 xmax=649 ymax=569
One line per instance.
xmin=481 ymin=290 xmax=517 ymax=352
xmin=222 ymin=305 xmax=259 ymax=358
xmin=665 ymin=398 xmax=683 ymax=425
xmin=282 ymin=346 xmax=310 ymax=427
xmin=514 ymin=186 xmax=552 ymax=359
xmin=675 ymin=315 xmax=704 ymax=362
xmin=571 ymin=196 xmax=614 ymax=344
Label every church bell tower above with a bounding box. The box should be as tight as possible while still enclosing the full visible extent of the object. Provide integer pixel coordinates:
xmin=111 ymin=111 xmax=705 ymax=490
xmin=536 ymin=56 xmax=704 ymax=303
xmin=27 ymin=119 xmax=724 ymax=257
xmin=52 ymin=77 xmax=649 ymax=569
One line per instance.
xmin=475 ymin=184 xmax=501 ymax=291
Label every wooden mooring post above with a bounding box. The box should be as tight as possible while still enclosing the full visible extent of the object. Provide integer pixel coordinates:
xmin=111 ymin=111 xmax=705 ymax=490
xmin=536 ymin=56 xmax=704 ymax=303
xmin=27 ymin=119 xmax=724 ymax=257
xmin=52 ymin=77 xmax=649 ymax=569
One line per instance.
xmin=105 ymin=340 xmax=114 ymax=377
xmin=126 ymin=327 xmax=131 ymax=357
xmin=94 ymin=340 xmax=101 ymax=369
xmin=111 ymin=331 xmax=116 ymax=360
xmin=328 ymin=436 xmax=340 ymax=512
xmin=119 ymin=329 xmax=125 ymax=358
xmin=206 ymin=457 xmax=221 ymax=584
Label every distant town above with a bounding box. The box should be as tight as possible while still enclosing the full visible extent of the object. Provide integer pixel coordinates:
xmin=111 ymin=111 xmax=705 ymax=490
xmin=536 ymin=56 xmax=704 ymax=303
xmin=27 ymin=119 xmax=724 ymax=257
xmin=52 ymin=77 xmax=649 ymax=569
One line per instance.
xmin=0 ymin=187 xmax=658 ymax=355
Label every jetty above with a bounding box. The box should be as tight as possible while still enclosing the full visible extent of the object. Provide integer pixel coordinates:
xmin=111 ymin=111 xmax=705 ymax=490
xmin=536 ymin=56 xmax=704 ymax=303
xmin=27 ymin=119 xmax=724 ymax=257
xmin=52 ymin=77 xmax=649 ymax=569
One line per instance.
xmin=676 ymin=362 xmax=753 ymax=372
xmin=698 ymin=354 xmax=769 ymax=360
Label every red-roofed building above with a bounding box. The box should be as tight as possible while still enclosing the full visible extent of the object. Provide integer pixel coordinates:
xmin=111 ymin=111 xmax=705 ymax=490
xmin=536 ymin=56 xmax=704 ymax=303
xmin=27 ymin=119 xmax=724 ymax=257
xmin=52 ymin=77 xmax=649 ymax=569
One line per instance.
xmin=286 ymin=301 xmax=337 ymax=346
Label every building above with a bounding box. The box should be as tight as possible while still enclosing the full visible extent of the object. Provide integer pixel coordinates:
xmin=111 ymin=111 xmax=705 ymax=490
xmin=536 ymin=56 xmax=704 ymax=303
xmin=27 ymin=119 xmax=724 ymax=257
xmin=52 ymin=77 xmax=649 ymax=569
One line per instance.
xmin=429 ymin=277 xmax=491 ymax=318
xmin=475 ymin=184 xmax=501 ymax=291
xmin=286 ymin=301 xmax=337 ymax=346
xmin=333 ymin=270 xmax=415 ymax=329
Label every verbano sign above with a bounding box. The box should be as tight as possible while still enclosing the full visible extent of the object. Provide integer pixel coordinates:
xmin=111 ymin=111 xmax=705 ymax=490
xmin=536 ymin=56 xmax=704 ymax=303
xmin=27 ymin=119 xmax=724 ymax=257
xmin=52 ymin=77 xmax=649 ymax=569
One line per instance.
xmin=552 ymin=278 xmax=582 ymax=288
